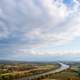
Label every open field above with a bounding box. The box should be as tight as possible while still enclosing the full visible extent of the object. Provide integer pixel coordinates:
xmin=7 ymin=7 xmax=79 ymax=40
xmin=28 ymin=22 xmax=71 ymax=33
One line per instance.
xmin=41 ymin=62 xmax=80 ymax=80
xmin=0 ymin=61 xmax=80 ymax=80
xmin=0 ymin=60 xmax=59 ymax=80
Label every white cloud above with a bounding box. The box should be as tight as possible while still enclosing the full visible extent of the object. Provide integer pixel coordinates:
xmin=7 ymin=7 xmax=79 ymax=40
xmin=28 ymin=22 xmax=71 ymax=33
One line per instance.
xmin=22 ymin=0 xmax=80 ymax=47
xmin=0 ymin=19 xmax=9 ymax=39
xmin=17 ymin=48 xmax=80 ymax=56
xmin=0 ymin=0 xmax=80 ymax=56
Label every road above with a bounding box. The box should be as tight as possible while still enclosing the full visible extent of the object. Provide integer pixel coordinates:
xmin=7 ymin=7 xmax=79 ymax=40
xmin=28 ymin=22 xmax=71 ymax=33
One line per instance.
xmin=15 ymin=63 xmax=70 ymax=80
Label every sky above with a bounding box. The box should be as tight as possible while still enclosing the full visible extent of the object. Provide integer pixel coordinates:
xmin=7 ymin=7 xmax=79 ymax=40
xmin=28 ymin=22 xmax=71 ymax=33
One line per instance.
xmin=0 ymin=0 xmax=80 ymax=61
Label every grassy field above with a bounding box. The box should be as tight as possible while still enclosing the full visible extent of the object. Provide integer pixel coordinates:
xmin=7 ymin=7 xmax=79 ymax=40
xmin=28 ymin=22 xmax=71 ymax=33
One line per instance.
xmin=0 ymin=61 xmax=59 ymax=80
xmin=0 ymin=61 xmax=80 ymax=80
xmin=41 ymin=62 xmax=80 ymax=80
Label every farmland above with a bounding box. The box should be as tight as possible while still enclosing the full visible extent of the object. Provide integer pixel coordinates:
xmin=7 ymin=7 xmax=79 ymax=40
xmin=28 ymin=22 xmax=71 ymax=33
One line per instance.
xmin=0 ymin=61 xmax=80 ymax=80
xmin=41 ymin=62 xmax=80 ymax=80
xmin=0 ymin=61 xmax=59 ymax=80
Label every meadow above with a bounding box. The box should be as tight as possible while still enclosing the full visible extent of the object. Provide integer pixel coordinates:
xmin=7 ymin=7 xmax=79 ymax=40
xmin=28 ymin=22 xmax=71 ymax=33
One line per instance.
xmin=0 ymin=61 xmax=59 ymax=80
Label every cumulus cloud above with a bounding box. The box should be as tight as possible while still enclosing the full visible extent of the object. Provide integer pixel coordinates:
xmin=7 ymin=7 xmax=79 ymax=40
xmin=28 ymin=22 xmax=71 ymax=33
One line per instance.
xmin=17 ymin=48 xmax=80 ymax=56
xmin=22 ymin=0 xmax=80 ymax=47
xmin=0 ymin=0 xmax=80 ymax=57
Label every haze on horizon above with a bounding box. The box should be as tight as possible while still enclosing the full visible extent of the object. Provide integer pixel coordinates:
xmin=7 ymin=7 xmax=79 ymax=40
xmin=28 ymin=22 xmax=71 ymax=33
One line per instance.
xmin=0 ymin=0 xmax=80 ymax=61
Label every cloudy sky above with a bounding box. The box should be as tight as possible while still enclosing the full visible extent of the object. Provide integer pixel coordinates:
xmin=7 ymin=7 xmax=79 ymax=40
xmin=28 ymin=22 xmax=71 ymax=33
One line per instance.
xmin=0 ymin=0 xmax=80 ymax=61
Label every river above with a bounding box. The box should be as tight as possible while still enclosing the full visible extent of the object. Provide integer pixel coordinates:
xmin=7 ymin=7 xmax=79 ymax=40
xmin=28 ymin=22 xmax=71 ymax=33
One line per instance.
xmin=15 ymin=63 xmax=70 ymax=80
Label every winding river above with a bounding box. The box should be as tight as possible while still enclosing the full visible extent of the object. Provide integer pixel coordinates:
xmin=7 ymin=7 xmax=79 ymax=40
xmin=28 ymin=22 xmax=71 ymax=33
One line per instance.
xmin=16 ymin=63 xmax=70 ymax=80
